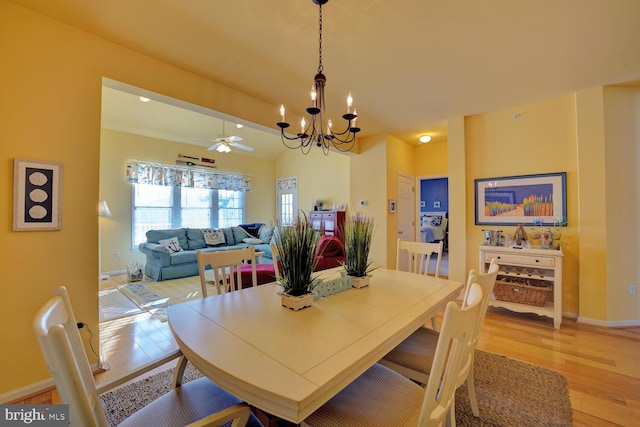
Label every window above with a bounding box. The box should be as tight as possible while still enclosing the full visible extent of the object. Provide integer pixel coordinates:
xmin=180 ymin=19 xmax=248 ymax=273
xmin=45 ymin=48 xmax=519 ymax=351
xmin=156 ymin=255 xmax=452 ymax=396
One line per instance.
xmin=218 ymin=189 xmax=244 ymax=228
xmin=132 ymin=184 xmax=244 ymax=248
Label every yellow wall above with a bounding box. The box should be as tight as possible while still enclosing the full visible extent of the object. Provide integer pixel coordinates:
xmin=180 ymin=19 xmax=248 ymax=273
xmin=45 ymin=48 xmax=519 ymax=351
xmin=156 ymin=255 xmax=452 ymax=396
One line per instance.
xmin=575 ymin=88 xmax=608 ymax=321
xmin=602 ymin=86 xmax=640 ymax=322
xmin=349 ymin=135 xmax=388 ymax=268
xmin=465 ymin=95 xmax=580 ymax=315
xmin=275 ymin=147 xmax=350 ymax=219
xmin=100 ymin=129 xmax=276 ymax=273
xmin=414 ymin=140 xmax=449 ymax=177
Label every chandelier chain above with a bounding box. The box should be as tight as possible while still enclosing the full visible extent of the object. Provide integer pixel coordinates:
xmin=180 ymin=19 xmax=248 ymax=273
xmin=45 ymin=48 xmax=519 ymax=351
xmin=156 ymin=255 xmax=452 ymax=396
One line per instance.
xmin=317 ymin=3 xmax=323 ymax=73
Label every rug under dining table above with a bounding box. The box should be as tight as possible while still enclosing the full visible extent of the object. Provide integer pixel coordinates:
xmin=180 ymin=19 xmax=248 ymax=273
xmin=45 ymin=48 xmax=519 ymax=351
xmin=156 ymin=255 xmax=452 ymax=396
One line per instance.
xmin=99 ymin=349 xmax=572 ymax=426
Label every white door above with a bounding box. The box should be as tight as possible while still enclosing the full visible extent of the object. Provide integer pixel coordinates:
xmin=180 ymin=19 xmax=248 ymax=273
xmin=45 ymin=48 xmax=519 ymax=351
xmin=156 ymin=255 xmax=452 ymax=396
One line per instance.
xmin=397 ymin=174 xmax=415 ymax=271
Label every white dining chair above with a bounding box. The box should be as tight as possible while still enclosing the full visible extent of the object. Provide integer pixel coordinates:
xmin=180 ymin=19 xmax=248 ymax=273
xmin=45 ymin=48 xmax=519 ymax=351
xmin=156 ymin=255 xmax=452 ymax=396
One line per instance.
xmin=379 ymin=258 xmax=500 ymax=420
xmin=396 ymin=239 xmax=444 ymax=278
xmin=302 ymin=283 xmax=485 ymax=427
xmin=33 ymin=286 xmax=256 ymax=427
xmin=397 ymin=238 xmax=444 ymax=329
xmin=197 ymin=246 xmax=258 ymax=297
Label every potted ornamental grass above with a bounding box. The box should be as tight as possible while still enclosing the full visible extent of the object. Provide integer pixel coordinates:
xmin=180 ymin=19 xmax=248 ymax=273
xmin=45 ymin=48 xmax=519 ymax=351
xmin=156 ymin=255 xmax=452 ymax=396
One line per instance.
xmin=342 ymin=213 xmax=376 ymax=288
xmin=273 ymin=212 xmax=320 ymax=310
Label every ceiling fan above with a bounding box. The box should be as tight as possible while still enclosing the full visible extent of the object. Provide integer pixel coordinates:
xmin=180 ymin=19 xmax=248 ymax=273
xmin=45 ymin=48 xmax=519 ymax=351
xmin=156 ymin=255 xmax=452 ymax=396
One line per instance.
xmin=190 ymin=120 xmax=254 ymax=153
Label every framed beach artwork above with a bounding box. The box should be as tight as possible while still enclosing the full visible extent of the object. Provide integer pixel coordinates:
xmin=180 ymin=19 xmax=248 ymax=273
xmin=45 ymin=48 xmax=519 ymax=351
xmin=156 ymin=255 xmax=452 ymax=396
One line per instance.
xmin=13 ymin=158 xmax=63 ymax=231
xmin=475 ymin=172 xmax=566 ymax=226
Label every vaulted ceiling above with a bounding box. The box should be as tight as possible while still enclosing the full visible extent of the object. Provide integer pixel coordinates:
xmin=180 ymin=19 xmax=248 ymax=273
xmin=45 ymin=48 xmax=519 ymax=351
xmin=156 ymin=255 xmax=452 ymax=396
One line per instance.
xmin=10 ymin=0 xmax=640 ymax=158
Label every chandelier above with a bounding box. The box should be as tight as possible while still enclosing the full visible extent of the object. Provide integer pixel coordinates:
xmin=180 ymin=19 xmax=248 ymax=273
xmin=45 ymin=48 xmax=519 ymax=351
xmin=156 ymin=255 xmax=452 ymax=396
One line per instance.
xmin=276 ymin=0 xmax=360 ymax=155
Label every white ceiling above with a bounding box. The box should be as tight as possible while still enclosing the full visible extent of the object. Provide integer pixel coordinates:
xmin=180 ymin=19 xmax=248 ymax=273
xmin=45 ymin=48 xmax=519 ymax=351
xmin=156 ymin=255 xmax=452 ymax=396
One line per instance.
xmin=11 ymin=0 xmax=640 ymax=157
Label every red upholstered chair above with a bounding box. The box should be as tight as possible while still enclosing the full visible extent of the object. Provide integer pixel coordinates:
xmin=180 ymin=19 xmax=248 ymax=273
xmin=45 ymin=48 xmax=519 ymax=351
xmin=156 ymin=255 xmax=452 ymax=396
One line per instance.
xmin=314 ymin=235 xmax=346 ymax=271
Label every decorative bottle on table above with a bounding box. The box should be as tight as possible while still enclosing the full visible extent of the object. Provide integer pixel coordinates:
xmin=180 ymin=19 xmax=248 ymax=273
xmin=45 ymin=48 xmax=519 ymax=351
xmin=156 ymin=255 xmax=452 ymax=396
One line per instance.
xmin=513 ymin=224 xmax=528 ymax=246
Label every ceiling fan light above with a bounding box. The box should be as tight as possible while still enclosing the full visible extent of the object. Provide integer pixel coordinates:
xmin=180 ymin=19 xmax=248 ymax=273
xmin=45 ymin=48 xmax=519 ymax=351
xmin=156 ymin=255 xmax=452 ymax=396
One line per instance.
xmin=216 ymin=144 xmax=231 ymax=153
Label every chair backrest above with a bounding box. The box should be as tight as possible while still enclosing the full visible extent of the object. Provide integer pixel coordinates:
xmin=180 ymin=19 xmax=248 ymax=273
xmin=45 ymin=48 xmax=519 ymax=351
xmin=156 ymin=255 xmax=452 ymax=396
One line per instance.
xmin=418 ymin=283 xmax=484 ymax=427
xmin=33 ymin=286 xmax=110 ymax=427
xmin=396 ymin=239 xmax=444 ymax=278
xmin=197 ymin=247 xmax=257 ymax=297
xmin=462 ymin=257 xmax=499 ymax=338
xmin=270 ymin=244 xmax=282 ymax=282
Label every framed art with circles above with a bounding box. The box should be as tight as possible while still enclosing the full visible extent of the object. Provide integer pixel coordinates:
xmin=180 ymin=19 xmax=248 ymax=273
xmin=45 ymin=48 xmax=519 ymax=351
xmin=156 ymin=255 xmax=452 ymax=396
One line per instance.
xmin=13 ymin=158 xmax=63 ymax=231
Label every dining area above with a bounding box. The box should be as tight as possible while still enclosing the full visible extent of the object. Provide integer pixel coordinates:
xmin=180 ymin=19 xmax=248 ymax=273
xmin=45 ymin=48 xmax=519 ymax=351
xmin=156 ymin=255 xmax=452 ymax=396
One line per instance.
xmin=33 ymin=213 xmax=506 ymax=426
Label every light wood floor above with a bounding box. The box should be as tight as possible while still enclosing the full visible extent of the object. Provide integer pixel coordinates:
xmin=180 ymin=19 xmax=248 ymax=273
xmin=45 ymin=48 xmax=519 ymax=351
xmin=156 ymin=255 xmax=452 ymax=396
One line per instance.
xmin=20 ymin=273 xmax=640 ymax=426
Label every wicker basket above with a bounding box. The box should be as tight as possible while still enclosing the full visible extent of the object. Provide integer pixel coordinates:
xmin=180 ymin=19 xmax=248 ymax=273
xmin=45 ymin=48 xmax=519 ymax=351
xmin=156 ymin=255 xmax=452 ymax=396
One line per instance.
xmin=493 ymin=277 xmax=552 ymax=307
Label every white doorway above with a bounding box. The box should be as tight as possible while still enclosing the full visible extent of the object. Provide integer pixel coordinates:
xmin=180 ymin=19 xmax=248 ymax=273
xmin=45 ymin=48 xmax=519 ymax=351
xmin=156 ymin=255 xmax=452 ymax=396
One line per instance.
xmin=396 ymin=174 xmax=415 ymax=271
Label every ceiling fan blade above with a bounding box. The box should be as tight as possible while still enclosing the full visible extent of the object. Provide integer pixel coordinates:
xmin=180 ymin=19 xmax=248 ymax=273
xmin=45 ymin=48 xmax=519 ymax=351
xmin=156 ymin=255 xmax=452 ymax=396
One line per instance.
xmin=229 ymin=142 xmax=254 ymax=151
xmin=207 ymin=143 xmax=222 ymax=151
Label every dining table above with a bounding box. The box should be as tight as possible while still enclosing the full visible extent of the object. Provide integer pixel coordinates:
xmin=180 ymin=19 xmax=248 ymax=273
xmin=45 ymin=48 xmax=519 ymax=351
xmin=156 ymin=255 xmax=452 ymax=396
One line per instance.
xmin=168 ymin=267 xmax=463 ymax=424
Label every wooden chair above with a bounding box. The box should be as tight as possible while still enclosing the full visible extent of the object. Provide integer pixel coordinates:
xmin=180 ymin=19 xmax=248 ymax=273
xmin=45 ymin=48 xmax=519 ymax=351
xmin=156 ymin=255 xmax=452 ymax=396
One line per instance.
xmin=33 ymin=286 xmax=255 ymax=427
xmin=396 ymin=239 xmax=444 ymax=278
xmin=197 ymin=247 xmax=257 ymax=297
xmin=302 ymin=283 xmax=485 ymax=427
xmin=379 ymin=258 xmax=500 ymax=421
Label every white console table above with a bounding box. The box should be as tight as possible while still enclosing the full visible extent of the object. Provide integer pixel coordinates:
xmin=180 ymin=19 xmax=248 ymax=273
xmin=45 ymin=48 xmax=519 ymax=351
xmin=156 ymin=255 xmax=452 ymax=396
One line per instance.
xmin=479 ymin=245 xmax=563 ymax=329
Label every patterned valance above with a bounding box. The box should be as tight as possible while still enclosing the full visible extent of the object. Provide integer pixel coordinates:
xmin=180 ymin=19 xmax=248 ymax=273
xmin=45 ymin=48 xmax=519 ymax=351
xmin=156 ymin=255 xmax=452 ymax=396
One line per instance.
xmin=125 ymin=159 xmax=251 ymax=191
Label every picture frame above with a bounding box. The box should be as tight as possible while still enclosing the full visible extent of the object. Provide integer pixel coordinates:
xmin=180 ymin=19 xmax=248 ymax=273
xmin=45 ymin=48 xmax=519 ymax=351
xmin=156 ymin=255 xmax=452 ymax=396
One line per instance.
xmin=13 ymin=158 xmax=63 ymax=231
xmin=389 ymin=200 xmax=397 ymax=213
xmin=475 ymin=172 xmax=566 ymax=226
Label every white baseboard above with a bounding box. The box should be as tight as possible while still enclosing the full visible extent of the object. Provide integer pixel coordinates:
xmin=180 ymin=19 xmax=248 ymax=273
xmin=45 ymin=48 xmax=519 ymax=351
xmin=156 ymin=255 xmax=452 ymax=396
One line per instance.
xmin=0 ymin=378 xmax=54 ymax=404
xmin=0 ymin=363 xmax=104 ymax=404
xmin=577 ymin=315 xmax=640 ymax=327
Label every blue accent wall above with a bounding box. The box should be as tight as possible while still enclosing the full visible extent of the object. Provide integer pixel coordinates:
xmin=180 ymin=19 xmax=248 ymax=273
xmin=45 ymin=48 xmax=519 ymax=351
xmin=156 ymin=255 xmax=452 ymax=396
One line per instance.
xmin=420 ymin=178 xmax=448 ymax=212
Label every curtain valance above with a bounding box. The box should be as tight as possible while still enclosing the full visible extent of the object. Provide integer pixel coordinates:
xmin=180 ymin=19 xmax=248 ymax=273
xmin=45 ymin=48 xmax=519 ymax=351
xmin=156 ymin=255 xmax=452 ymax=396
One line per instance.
xmin=125 ymin=159 xmax=251 ymax=191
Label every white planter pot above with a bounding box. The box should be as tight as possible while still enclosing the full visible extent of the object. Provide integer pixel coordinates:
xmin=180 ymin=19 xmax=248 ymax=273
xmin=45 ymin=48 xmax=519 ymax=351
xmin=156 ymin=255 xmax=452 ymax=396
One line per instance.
xmin=279 ymin=291 xmax=316 ymax=311
xmin=349 ymin=275 xmax=371 ymax=288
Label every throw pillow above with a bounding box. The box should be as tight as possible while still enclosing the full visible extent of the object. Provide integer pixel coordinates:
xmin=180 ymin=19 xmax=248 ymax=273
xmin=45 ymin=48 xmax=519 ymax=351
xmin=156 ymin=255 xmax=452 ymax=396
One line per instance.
xmin=202 ymin=229 xmax=226 ymax=247
xmin=258 ymin=225 xmax=275 ymax=243
xmin=158 ymin=236 xmax=184 ymax=254
xmin=242 ymin=237 xmax=264 ymax=245
xmin=239 ymin=223 xmax=263 ymax=238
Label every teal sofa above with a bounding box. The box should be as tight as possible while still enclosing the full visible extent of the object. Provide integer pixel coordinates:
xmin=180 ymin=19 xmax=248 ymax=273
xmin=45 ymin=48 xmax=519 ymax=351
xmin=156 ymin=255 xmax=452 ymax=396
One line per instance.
xmin=139 ymin=224 xmax=275 ymax=281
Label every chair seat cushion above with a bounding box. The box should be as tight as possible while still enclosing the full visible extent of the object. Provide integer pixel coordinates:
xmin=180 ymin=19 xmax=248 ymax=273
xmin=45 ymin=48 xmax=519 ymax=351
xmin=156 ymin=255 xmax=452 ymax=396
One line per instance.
xmin=381 ymin=326 xmax=439 ymax=375
xmin=118 ymin=377 xmax=262 ymax=427
xmin=303 ymin=363 xmax=423 ymax=427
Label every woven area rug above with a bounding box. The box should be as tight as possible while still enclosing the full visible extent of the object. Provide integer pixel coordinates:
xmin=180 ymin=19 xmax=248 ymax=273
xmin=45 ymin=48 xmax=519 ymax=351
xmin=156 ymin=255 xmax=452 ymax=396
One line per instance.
xmin=118 ymin=276 xmax=204 ymax=321
xmin=99 ymin=350 xmax=572 ymax=426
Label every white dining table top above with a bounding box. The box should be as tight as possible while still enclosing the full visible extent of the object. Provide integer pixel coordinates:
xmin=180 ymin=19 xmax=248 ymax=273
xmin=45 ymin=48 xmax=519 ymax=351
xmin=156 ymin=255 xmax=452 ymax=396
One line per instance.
xmin=168 ymin=267 xmax=463 ymax=423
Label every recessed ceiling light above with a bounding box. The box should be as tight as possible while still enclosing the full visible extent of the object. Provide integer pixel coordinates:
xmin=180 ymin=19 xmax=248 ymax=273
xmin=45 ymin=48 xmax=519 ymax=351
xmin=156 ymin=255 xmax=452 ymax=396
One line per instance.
xmin=236 ymin=123 xmax=244 ymax=129
xmin=138 ymin=96 xmax=150 ymax=103
xmin=419 ymin=135 xmax=432 ymax=143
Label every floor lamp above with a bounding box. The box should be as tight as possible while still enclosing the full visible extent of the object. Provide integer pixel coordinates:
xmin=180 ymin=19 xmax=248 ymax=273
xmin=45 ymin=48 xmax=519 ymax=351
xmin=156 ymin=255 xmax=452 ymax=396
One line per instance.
xmin=98 ymin=200 xmax=112 ymax=280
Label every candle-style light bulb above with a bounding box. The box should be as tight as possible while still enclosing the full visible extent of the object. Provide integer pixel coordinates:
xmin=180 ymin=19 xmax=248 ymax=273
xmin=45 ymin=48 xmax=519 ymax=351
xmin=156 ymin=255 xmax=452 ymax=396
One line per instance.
xmin=310 ymin=86 xmax=317 ymax=103
xmin=280 ymin=105 xmax=286 ymax=122
xmin=301 ymin=117 xmax=306 ymax=133
xmin=347 ymin=92 xmax=353 ymax=113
